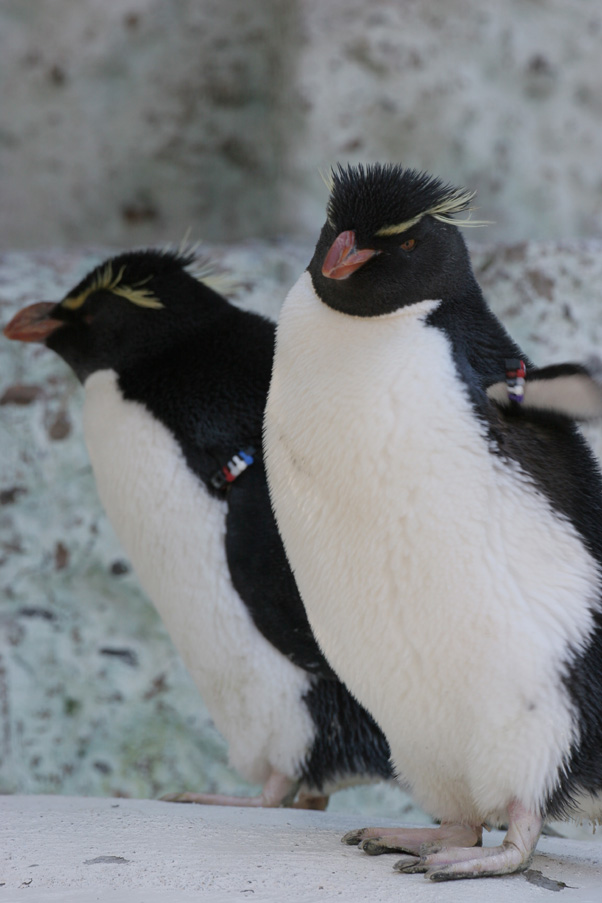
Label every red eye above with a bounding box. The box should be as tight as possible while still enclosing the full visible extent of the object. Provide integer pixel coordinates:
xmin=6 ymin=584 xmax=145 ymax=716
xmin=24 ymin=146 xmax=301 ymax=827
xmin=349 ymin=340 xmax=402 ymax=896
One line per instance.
xmin=401 ymin=238 xmax=416 ymax=251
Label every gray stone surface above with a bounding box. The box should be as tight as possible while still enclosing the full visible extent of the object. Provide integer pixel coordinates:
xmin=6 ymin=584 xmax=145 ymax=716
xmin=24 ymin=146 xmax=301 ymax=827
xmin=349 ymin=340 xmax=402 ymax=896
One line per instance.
xmin=1 ymin=795 xmax=601 ymax=902
xmin=2 ymin=240 xmax=602 ymax=838
xmin=2 ymin=1 xmax=602 ymax=247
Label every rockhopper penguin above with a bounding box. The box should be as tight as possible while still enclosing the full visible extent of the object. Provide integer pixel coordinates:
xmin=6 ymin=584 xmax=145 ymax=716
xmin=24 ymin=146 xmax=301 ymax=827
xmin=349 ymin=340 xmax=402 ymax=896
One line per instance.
xmin=4 ymin=249 xmax=393 ymax=809
xmin=264 ymin=164 xmax=602 ymax=878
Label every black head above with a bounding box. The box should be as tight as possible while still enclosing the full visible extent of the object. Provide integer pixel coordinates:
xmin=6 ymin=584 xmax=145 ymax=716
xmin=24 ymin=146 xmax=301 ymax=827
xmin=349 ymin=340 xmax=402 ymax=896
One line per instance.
xmin=4 ymin=249 xmax=232 ymax=382
xmin=308 ymin=163 xmax=483 ymax=317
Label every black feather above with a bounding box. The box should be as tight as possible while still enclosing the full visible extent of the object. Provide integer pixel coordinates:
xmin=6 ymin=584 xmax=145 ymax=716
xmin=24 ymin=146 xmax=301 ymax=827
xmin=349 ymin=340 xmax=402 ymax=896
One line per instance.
xmin=327 ymin=163 xmax=471 ymax=240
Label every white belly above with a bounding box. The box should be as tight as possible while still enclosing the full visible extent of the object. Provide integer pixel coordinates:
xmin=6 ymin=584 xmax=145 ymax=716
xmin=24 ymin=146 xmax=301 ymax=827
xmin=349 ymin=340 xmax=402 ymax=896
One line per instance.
xmin=83 ymin=370 xmax=313 ymax=786
xmin=265 ymin=272 xmax=598 ymax=823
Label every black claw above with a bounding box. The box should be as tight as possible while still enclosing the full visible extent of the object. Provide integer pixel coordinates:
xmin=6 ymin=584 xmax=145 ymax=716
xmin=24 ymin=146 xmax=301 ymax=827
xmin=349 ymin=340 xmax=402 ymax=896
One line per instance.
xmin=393 ymin=855 xmax=421 ymax=873
xmin=341 ymin=829 xmax=365 ymax=846
xmin=428 ymin=870 xmax=470 ymax=882
xmin=428 ymin=871 xmax=452 ymax=882
xmin=359 ymin=838 xmax=388 ymax=855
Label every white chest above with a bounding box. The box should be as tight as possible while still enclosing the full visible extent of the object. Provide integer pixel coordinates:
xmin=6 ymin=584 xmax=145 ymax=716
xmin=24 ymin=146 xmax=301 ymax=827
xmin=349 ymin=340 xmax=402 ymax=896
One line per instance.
xmin=265 ymin=272 xmax=598 ymax=822
xmin=82 ymin=370 xmax=313 ymax=785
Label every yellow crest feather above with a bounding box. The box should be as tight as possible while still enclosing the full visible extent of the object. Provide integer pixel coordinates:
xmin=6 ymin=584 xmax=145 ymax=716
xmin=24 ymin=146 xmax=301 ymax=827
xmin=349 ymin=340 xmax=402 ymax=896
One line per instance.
xmin=319 ymin=168 xmax=335 ymax=193
xmin=375 ymin=189 xmax=489 ymax=236
xmin=62 ymin=262 xmax=164 ymax=311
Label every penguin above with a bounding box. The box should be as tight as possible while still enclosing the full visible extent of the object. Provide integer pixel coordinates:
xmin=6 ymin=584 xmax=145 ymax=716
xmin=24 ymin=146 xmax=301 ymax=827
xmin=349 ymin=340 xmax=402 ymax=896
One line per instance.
xmin=3 ymin=248 xmax=393 ymax=810
xmin=264 ymin=163 xmax=602 ymax=879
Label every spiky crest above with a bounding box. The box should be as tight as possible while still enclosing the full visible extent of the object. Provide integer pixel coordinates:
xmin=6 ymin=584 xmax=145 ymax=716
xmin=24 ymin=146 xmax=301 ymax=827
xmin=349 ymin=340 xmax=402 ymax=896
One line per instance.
xmin=62 ymin=258 xmax=166 ymax=311
xmin=326 ymin=163 xmax=488 ymax=237
xmin=60 ymin=248 xmax=238 ymax=312
xmin=319 ymin=168 xmax=335 ymax=193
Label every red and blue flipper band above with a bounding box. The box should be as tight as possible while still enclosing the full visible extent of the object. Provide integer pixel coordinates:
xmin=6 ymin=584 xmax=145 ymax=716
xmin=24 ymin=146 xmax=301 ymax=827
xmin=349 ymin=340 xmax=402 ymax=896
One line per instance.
xmin=505 ymin=359 xmax=526 ymax=404
xmin=211 ymin=446 xmax=256 ymax=490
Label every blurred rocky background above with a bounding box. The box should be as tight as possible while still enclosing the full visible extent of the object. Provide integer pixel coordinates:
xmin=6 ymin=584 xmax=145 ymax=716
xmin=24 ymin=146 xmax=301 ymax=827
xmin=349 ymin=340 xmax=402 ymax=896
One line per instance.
xmin=2 ymin=0 xmax=602 ymax=834
xmin=2 ymin=0 xmax=602 ymax=248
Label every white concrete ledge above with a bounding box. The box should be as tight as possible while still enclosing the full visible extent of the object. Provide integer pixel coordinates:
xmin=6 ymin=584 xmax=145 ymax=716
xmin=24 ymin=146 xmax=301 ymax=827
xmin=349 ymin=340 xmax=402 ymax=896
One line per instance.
xmin=1 ymin=795 xmax=601 ymax=902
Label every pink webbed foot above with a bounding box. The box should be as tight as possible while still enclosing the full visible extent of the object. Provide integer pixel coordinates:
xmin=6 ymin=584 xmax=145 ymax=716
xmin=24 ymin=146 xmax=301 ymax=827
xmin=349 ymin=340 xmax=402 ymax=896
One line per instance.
xmin=393 ymin=801 xmax=542 ymax=881
xmin=161 ymin=771 xmax=329 ymax=810
xmin=160 ymin=790 xmax=272 ymax=807
xmin=342 ymin=822 xmax=482 ymax=856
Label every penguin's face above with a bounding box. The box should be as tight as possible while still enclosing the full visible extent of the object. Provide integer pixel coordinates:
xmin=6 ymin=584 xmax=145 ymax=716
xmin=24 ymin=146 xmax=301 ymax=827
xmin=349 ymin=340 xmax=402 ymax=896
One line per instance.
xmin=4 ymin=251 xmax=228 ymax=382
xmin=308 ymin=164 xmax=480 ymax=318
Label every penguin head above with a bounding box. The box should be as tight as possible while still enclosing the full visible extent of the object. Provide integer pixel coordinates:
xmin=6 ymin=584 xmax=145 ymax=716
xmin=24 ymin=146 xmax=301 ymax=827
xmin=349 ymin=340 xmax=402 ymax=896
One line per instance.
xmin=4 ymin=250 xmax=231 ymax=382
xmin=308 ymin=164 xmax=484 ymax=317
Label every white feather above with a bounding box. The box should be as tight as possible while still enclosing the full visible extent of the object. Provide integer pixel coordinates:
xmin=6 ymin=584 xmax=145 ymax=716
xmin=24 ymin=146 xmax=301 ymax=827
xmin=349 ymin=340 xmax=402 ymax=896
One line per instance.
xmin=83 ymin=370 xmax=314 ymax=786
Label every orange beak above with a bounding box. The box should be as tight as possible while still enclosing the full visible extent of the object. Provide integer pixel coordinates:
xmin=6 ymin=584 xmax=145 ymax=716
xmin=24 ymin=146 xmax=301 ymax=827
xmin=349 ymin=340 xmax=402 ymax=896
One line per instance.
xmin=3 ymin=302 xmax=63 ymax=343
xmin=321 ymin=230 xmax=380 ymax=280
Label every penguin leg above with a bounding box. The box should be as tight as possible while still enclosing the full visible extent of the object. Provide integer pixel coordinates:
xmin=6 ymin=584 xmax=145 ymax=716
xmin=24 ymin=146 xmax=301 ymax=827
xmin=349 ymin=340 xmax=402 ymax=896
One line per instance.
xmin=342 ymin=822 xmax=482 ymax=856
xmin=161 ymin=770 xmax=317 ymax=808
xmin=393 ymin=800 xmax=542 ymax=881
